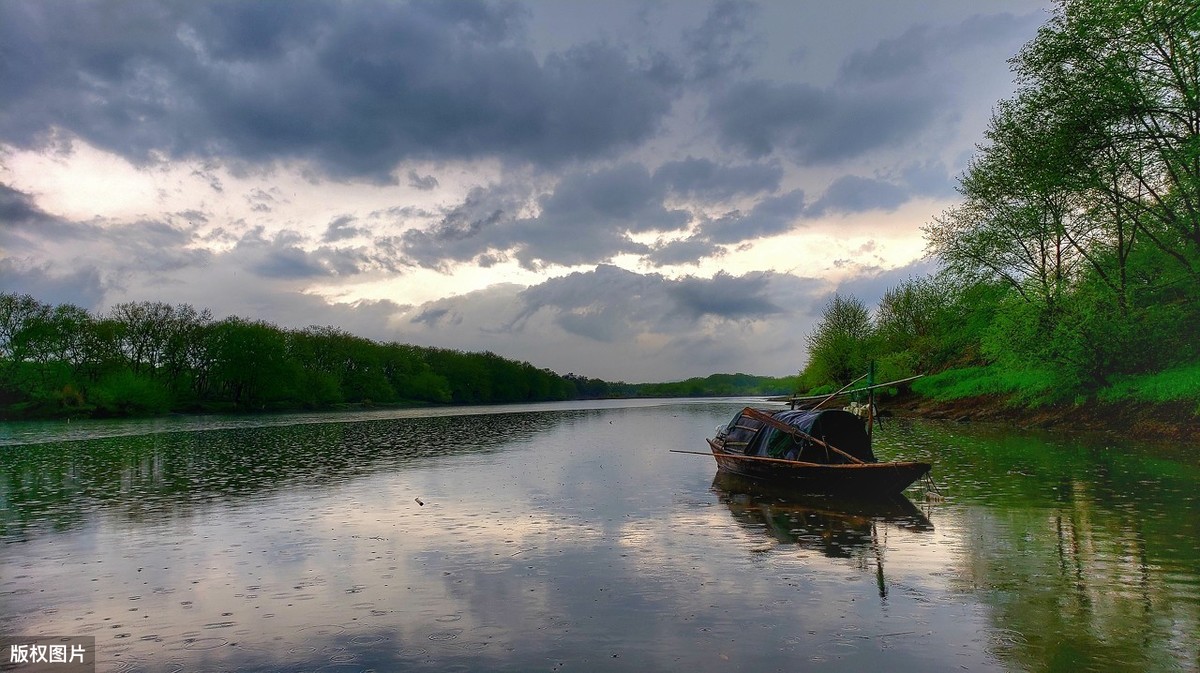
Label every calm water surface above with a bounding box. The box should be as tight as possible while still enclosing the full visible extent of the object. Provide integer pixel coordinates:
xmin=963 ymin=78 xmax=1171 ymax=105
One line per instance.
xmin=1 ymin=399 xmax=1197 ymax=672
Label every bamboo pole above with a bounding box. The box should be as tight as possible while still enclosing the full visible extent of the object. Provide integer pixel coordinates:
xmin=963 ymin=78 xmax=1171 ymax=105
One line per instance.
xmin=811 ymin=373 xmax=869 ymax=410
xmin=740 ymin=407 xmax=867 ymax=465
xmin=867 ymin=361 xmax=876 ymax=443
xmin=782 ymin=374 xmax=925 ymax=404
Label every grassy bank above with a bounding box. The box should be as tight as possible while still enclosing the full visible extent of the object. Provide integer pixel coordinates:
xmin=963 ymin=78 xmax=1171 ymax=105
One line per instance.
xmin=911 ymin=362 xmax=1200 ymax=409
xmin=891 ymin=362 xmax=1200 ymax=443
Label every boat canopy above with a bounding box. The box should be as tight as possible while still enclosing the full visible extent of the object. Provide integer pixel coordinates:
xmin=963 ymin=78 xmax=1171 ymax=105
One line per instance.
xmin=721 ymin=408 xmax=876 ymax=464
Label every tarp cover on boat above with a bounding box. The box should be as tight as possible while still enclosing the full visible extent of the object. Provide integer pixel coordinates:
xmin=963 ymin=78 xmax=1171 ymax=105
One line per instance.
xmin=720 ymin=408 xmax=876 ymax=464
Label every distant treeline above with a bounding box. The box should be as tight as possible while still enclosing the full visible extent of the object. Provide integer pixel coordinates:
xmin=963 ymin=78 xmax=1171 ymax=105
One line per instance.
xmin=0 ymin=294 xmax=572 ymax=418
xmin=800 ymin=0 xmax=1200 ymax=410
xmin=0 ymin=293 xmax=800 ymax=419
xmin=566 ymin=372 xmax=800 ymax=400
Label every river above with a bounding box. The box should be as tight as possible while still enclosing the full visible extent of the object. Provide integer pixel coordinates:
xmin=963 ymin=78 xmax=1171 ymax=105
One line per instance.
xmin=1 ymin=398 xmax=1197 ymax=672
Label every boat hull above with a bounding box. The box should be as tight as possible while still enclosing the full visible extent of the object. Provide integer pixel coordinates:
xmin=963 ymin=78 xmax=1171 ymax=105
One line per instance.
xmin=707 ymin=439 xmax=930 ymax=497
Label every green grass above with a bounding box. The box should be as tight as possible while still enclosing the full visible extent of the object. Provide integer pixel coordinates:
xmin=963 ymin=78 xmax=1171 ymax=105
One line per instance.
xmin=912 ymin=364 xmax=1060 ymax=405
xmin=1099 ymin=362 xmax=1200 ymax=405
xmin=914 ymin=361 xmax=1200 ymax=414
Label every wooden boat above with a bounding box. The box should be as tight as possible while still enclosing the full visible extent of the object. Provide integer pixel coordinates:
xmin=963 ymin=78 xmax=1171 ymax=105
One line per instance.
xmin=694 ymin=373 xmax=931 ymax=496
xmin=672 ymin=369 xmax=931 ymax=496
xmin=706 ymin=431 xmax=930 ymax=496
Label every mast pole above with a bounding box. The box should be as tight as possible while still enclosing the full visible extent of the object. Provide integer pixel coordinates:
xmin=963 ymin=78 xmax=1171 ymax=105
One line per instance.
xmin=867 ymin=360 xmax=876 ymax=444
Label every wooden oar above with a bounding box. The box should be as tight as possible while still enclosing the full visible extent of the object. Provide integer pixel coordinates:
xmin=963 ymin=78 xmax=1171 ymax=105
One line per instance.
xmin=740 ymin=407 xmax=867 ymax=465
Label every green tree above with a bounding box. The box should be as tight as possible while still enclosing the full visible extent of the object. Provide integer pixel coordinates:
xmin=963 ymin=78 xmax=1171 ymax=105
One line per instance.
xmin=106 ymin=302 xmax=173 ymax=376
xmin=924 ymin=96 xmax=1091 ymax=307
xmin=0 ymin=293 xmax=51 ymax=392
xmin=1013 ymin=0 xmax=1200 ymax=275
xmin=89 ymin=370 xmax=171 ymax=416
xmin=210 ymin=318 xmax=298 ymax=409
xmin=802 ymin=294 xmax=875 ymax=387
xmin=160 ymin=304 xmax=213 ymax=402
xmin=875 ymin=276 xmax=953 ymax=373
xmin=924 ymin=0 xmax=1200 ymax=391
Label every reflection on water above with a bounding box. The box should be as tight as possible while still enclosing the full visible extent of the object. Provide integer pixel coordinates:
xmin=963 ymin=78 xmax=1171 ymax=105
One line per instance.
xmin=712 ymin=472 xmax=933 ymax=553
xmin=878 ymin=420 xmax=1200 ymax=673
xmin=1 ymin=401 xmax=1197 ymax=673
xmin=712 ymin=473 xmax=934 ymax=600
xmin=0 ymin=411 xmax=559 ymax=541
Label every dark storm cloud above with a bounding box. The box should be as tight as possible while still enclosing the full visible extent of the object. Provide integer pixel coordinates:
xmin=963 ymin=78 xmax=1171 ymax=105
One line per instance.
xmin=232 ymin=229 xmax=329 ymax=279
xmin=682 ymin=0 xmax=759 ymax=81
xmin=233 ymin=227 xmax=397 ymax=279
xmin=806 ymin=175 xmax=908 ymax=215
xmin=696 ymin=188 xmax=805 ymax=244
xmin=898 ymin=160 xmax=957 ymax=199
xmin=513 ymin=264 xmax=790 ymax=342
xmin=708 ymin=81 xmax=828 ymax=158
xmin=515 ymin=264 xmax=670 ymax=340
xmin=322 ymin=215 xmax=363 ymax=242
xmin=708 ymin=12 xmax=1036 ymax=165
xmin=0 ymin=183 xmax=90 ymax=244
xmin=108 ymin=220 xmax=209 ymax=273
xmin=520 ymin=161 xmax=691 ymax=260
xmin=526 ymin=163 xmax=688 ymax=235
xmin=320 ymin=247 xmax=377 ymax=276
xmin=0 ymin=259 xmax=108 ymax=310
xmin=252 ymin=247 xmax=327 ymax=280
xmin=399 ymin=160 xmax=802 ymax=271
xmin=709 ymin=78 xmax=932 ymax=163
xmin=838 ymin=25 xmax=944 ymax=85
xmin=642 ymin=238 xmax=719 ymax=267
xmin=407 ymin=171 xmax=440 ymax=191
xmin=0 ymin=183 xmax=44 ymax=223
xmin=0 ymin=0 xmax=682 ymax=180
xmin=667 ymin=271 xmax=781 ymax=320
xmin=501 ymin=161 xmax=686 ymax=266
xmin=402 ymin=164 xmax=691 ymax=270
xmin=652 ymin=157 xmax=782 ymax=201
xmin=400 ymin=184 xmax=524 ymax=268
xmin=839 ymin=13 xmax=1034 ymax=85
xmin=411 ymin=307 xmax=453 ymax=327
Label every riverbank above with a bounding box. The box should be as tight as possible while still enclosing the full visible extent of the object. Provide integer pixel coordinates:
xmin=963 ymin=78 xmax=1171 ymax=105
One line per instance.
xmin=884 ymin=392 xmax=1199 ymax=445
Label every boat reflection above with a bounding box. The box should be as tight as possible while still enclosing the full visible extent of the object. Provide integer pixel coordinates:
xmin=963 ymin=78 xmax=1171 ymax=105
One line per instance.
xmin=712 ymin=471 xmax=932 ymax=552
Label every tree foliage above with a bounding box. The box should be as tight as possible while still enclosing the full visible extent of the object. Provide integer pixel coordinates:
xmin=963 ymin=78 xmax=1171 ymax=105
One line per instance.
xmin=916 ymin=0 xmax=1200 ymax=393
xmin=803 ymin=0 xmax=1200 ymax=399
xmin=0 ymin=292 xmax=812 ymax=418
xmin=801 ymin=294 xmax=875 ymax=387
xmin=0 ymin=295 xmax=578 ymax=418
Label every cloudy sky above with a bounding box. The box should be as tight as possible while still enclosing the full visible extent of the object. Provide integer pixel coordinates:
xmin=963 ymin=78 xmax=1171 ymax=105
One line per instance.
xmin=1 ymin=0 xmax=1051 ymax=382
